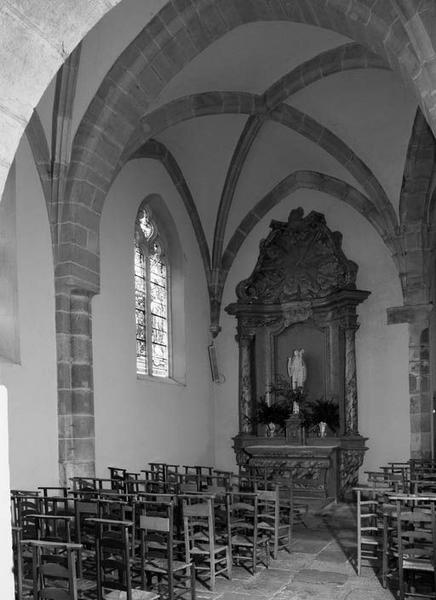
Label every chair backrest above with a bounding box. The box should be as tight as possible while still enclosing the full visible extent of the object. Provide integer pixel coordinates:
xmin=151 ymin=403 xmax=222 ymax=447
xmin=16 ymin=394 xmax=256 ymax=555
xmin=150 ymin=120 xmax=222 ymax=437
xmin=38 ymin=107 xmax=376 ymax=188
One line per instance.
xmin=365 ymin=471 xmax=404 ymax=492
xmin=256 ymin=487 xmax=280 ymax=524
xmin=13 ymin=494 xmax=42 ymax=538
xmin=29 ymin=514 xmax=74 ymax=544
xmin=88 ymin=517 xmax=134 ymax=600
xmin=182 ymin=496 xmax=215 ymax=551
xmin=394 ymin=495 xmax=436 ymax=564
xmin=25 ymin=540 xmax=83 ymax=600
xmin=74 ymin=499 xmax=99 ymax=543
xmin=229 ymin=491 xmax=259 ymax=539
xmin=139 ymin=501 xmax=175 ymax=562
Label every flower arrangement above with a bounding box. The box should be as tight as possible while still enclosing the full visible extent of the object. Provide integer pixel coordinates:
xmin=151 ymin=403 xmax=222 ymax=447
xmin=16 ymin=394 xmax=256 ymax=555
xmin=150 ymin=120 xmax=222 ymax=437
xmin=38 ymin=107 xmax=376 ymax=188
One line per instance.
xmin=255 ymin=375 xmax=308 ymax=430
xmin=303 ymin=397 xmax=340 ymax=434
xmin=254 ymin=375 xmax=340 ymax=437
xmin=256 ymin=398 xmax=290 ymax=428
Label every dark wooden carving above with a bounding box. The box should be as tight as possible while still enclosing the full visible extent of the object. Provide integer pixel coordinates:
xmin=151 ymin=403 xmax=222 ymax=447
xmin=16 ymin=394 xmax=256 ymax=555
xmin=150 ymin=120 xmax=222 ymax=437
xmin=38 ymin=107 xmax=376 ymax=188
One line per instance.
xmin=236 ymin=208 xmax=358 ymax=304
xmin=226 ymin=208 xmax=370 ymax=501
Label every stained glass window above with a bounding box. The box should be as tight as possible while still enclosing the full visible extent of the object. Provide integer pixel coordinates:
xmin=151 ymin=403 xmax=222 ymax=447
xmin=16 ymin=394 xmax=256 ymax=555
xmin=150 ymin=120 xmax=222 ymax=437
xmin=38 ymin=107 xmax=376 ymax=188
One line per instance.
xmin=135 ymin=206 xmax=169 ymax=378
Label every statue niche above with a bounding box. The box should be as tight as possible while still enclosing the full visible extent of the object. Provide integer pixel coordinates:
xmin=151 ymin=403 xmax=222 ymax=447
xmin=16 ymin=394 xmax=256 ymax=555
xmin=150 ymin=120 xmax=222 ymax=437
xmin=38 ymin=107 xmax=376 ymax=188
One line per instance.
xmin=225 ymin=208 xmax=369 ymax=500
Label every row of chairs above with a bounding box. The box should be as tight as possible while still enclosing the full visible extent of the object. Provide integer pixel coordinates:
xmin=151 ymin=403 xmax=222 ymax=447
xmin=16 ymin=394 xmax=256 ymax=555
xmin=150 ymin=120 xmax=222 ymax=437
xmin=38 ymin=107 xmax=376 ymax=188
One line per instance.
xmin=12 ymin=462 xmax=297 ymax=599
xmin=355 ymin=459 xmax=436 ymax=600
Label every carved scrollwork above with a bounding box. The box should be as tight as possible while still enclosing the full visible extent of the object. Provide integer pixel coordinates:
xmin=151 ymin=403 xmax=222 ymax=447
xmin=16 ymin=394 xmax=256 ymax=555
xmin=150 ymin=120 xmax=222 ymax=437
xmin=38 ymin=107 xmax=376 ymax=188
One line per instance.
xmin=282 ymin=307 xmax=313 ymax=328
xmin=339 ymin=448 xmax=365 ymax=495
xmin=239 ymin=315 xmax=281 ymax=331
xmin=236 ymin=208 xmax=358 ymax=304
xmin=248 ymin=457 xmax=329 ymax=493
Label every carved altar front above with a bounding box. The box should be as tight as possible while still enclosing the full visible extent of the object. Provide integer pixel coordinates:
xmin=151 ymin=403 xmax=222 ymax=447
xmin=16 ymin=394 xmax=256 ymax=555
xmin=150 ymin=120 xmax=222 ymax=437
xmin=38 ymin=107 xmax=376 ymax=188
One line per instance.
xmin=225 ymin=208 xmax=369 ymax=500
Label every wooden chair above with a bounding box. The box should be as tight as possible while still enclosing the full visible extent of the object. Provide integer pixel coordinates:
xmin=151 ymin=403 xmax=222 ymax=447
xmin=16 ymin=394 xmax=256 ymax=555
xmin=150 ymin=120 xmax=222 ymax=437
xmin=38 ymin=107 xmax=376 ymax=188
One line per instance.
xmin=366 ymin=470 xmax=405 ymax=492
xmin=108 ymin=467 xmax=127 ymax=489
xmin=390 ymin=493 xmax=436 ymax=600
xmin=12 ymin=526 xmax=24 ymax=600
xmin=256 ymin=485 xmax=292 ymax=559
xmin=212 ymin=470 xmax=235 ymax=488
xmin=354 ymin=486 xmax=383 ymax=575
xmin=87 ymin=516 xmax=160 ymax=600
xmin=28 ymin=513 xmax=75 ymax=544
xmin=24 ymin=539 xmax=96 ymax=600
xmin=74 ymin=499 xmax=99 ymax=578
xmin=137 ymin=500 xmax=195 ymax=600
xmin=11 ymin=493 xmax=42 ymax=539
xmin=183 ymin=466 xmax=213 ymax=489
xmin=182 ymin=495 xmax=231 ymax=591
xmin=409 ymin=460 xmax=436 ymax=483
xmin=229 ymin=491 xmax=269 ymax=574
xmin=149 ymin=464 xmax=179 ymax=486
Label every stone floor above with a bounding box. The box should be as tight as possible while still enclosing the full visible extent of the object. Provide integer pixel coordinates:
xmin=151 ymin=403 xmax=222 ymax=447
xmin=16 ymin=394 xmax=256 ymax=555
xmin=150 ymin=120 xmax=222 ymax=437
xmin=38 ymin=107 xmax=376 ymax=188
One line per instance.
xmin=196 ymin=503 xmax=395 ymax=600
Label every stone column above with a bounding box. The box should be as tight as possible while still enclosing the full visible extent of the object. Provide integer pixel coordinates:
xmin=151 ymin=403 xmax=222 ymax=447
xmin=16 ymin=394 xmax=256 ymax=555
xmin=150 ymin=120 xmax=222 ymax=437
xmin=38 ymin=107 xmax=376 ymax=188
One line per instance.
xmin=56 ymin=288 xmax=96 ymax=485
xmin=343 ymin=316 xmax=359 ymax=436
xmin=237 ymin=329 xmax=255 ymax=434
xmin=388 ymin=303 xmax=432 ymax=459
xmin=408 ymin=319 xmax=431 ymax=458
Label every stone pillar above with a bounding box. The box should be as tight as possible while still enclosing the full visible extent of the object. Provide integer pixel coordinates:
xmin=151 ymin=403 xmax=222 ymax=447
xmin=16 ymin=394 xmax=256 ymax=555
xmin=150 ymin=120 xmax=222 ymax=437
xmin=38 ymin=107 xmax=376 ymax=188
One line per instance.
xmin=344 ymin=323 xmax=359 ymax=435
xmin=237 ymin=330 xmax=255 ymax=434
xmin=388 ymin=303 xmax=432 ymax=459
xmin=56 ymin=288 xmax=96 ymax=485
xmin=409 ymin=320 xmax=431 ymax=458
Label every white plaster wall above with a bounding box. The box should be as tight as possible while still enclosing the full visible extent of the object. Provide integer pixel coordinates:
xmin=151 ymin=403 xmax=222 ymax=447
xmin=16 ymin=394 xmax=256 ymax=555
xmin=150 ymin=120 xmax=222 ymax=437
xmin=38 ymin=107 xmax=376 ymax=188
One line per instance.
xmin=224 ymin=120 xmax=367 ymax=249
xmin=215 ymin=190 xmax=409 ymax=474
xmin=3 ymin=138 xmax=58 ymax=489
xmin=159 ymin=115 xmax=247 ymax=246
xmin=156 ymin=21 xmax=349 ymax=106
xmin=93 ymin=158 xmax=214 ymax=476
xmin=290 ymin=70 xmax=417 ymax=214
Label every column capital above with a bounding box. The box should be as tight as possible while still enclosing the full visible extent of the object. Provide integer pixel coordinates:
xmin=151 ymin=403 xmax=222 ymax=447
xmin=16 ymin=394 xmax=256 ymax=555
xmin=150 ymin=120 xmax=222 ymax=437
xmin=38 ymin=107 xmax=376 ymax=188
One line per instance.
xmin=387 ymin=303 xmax=433 ymax=325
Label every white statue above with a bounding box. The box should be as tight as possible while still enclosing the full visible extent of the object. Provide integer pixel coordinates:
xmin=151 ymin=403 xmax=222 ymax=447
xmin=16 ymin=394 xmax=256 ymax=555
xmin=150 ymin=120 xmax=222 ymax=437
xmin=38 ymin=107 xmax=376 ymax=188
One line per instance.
xmin=287 ymin=348 xmax=307 ymax=390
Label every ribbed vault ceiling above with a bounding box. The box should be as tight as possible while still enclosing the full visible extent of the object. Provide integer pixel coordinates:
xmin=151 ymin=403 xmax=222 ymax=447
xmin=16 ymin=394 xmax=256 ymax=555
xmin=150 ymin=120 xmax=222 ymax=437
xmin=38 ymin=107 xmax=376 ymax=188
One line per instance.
xmin=29 ymin=6 xmax=430 ymax=333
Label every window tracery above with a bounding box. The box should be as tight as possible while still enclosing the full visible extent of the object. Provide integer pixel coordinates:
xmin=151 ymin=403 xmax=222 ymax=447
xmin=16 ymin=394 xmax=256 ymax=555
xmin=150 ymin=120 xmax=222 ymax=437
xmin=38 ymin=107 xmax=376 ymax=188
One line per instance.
xmin=135 ymin=205 xmax=169 ymax=378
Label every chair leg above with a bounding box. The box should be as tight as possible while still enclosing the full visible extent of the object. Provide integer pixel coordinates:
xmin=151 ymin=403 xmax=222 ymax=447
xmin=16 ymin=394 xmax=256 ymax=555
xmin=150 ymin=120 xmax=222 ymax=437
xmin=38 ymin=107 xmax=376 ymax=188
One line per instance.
xmin=226 ymin=548 xmax=232 ymax=579
xmin=210 ymin=562 xmax=215 ymax=592
xmin=190 ymin=564 xmax=196 ymax=600
xmin=382 ymin=516 xmax=388 ymax=588
xmin=398 ymin=561 xmax=404 ymax=600
xmin=32 ymin=546 xmax=39 ymax=600
xmin=357 ymin=509 xmax=361 ymax=576
xmin=15 ymin=540 xmax=24 ymax=600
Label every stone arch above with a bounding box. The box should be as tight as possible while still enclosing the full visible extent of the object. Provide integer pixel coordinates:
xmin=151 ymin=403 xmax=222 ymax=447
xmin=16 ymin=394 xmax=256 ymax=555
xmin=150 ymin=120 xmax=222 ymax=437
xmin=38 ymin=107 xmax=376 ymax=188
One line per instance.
xmin=1 ymin=0 xmax=436 ymax=202
xmin=131 ymin=140 xmax=211 ymax=282
xmin=62 ymin=0 xmax=428 ymax=292
xmin=212 ymin=42 xmax=390 ymax=268
xmin=0 ymin=0 xmax=123 ymax=196
xmin=400 ymin=107 xmax=436 ymax=227
xmin=67 ymin=0 xmax=434 ymax=200
xmin=64 ymin=92 xmax=394 ymax=293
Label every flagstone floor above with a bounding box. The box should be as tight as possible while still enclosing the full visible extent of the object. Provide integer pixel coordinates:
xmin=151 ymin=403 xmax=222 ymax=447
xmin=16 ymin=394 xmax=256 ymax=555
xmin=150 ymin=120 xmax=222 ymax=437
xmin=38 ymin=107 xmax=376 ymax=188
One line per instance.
xmin=197 ymin=503 xmax=395 ymax=600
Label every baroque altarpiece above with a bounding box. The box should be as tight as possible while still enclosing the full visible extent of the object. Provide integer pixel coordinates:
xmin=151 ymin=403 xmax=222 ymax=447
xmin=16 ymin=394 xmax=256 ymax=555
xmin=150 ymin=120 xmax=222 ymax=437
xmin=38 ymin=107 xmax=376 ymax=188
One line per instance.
xmin=225 ymin=208 xmax=369 ymax=500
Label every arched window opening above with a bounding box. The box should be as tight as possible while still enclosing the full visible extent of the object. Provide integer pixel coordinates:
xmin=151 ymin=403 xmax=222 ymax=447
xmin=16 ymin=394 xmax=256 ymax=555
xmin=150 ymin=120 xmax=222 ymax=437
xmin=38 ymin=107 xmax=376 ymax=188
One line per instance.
xmin=135 ymin=205 xmax=169 ymax=378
